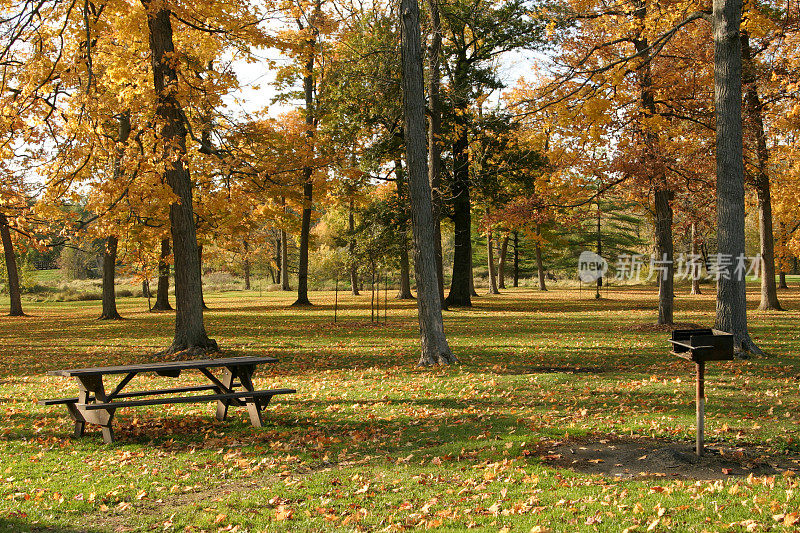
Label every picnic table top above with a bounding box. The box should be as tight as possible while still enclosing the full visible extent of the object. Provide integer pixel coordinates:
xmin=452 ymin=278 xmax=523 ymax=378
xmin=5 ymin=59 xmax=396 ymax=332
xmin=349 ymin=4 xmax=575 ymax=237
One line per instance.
xmin=47 ymin=356 xmax=279 ymax=378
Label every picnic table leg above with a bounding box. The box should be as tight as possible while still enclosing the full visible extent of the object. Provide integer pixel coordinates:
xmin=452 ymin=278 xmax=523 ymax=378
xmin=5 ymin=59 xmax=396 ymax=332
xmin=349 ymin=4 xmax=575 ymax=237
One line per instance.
xmin=76 ymin=375 xmax=116 ymax=444
xmin=238 ymin=367 xmax=263 ymax=428
xmin=67 ymin=394 xmax=87 ymax=438
xmin=215 ymin=368 xmax=235 ymax=422
xmin=101 ymin=425 xmax=114 ymax=444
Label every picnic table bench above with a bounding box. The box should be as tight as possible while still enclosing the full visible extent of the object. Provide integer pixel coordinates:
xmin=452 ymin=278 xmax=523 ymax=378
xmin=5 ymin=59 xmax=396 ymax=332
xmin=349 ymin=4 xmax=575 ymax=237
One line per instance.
xmin=38 ymin=356 xmax=295 ymax=443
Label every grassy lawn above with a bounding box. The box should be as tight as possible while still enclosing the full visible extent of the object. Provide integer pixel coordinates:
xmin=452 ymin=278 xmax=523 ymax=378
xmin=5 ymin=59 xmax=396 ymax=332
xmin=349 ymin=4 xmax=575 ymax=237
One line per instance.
xmin=1 ymin=284 xmax=799 ymax=532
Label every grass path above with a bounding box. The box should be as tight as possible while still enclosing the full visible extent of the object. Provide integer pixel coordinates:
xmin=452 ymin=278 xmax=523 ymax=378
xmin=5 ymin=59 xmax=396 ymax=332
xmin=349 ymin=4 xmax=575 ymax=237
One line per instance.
xmin=1 ymin=285 xmax=799 ymax=531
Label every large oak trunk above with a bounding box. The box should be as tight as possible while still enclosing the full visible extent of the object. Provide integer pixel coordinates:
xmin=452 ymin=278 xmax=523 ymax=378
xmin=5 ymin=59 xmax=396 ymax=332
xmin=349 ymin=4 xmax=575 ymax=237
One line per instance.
xmin=0 ymin=213 xmax=24 ymax=317
xmin=713 ymin=0 xmax=759 ymax=355
xmin=400 ymin=0 xmax=455 ymax=365
xmin=144 ymin=3 xmax=216 ymax=354
xmin=741 ymin=30 xmax=781 ymax=311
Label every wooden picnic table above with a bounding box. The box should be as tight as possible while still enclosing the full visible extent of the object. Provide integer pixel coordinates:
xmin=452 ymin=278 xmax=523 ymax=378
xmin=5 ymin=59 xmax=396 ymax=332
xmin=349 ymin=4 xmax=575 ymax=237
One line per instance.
xmin=39 ymin=356 xmax=295 ymax=443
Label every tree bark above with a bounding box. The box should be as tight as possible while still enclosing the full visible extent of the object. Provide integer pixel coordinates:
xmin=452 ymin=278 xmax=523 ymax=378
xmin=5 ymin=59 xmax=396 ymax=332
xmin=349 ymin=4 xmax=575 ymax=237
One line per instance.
xmin=280 ymin=199 xmax=291 ymax=291
xmin=0 ymin=213 xmax=24 ymax=317
xmin=713 ymin=0 xmax=760 ymax=355
xmin=486 ymin=219 xmax=499 ymax=295
xmin=741 ymin=30 xmax=781 ymax=311
xmin=394 ymin=159 xmax=415 ymax=299
xmin=99 ymin=113 xmax=131 ymax=321
xmin=655 ymin=188 xmax=674 ymax=324
xmin=445 ymin=103 xmax=472 ymax=307
xmin=292 ymin=15 xmax=318 ymax=307
xmin=198 ymin=244 xmax=208 ymax=310
xmin=144 ymin=2 xmax=216 ymax=354
xmin=498 ymin=234 xmax=509 ymax=289
xmin=400 ymin=0 xmax=455 ymax=365
xmin=690 ymin=223 xmax=702 ymax=295
xmin=243 ymin=239 xmax=251 ymax=290
xmin=633 ymin=1 xmax=674 ymax=324
xmin=513 ymin=231 xmax=519 ymax=287
xmin=348 ymin=199 xmax=359 ymax=295
xmin=426 ymin=0 xmax=446 ymax=310
xmin=469 ymin=244 xmax=479 ymax=297
xmin=99 ymin=236 xmax=122 ymax=320
xmin=596 ymin=201 xmax=603 ymax=299
xmin=535 ymin=225 xmax=547 ymax=291
xmin=151 ymin=238 xmax=173 ymax=311
xmin=779 ymin=271 xmax=788 ymax=288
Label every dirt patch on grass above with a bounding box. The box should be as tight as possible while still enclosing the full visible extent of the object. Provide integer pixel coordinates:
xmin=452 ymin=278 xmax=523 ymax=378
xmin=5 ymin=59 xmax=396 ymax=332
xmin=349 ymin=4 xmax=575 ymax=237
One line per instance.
xmin=531 ymin=435 xmax=800 ymax=480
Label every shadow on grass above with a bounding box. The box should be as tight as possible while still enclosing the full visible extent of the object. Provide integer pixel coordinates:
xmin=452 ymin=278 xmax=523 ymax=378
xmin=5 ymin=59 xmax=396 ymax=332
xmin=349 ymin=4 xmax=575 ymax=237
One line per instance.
xmin=0 ymin=517 xmax=103 ymax=533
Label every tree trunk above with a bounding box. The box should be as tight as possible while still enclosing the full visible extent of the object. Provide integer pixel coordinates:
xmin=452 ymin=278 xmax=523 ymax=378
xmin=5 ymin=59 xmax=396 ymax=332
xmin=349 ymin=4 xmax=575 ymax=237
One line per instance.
xmin=486 ymin=221 xmax=499 ymax=295
xmin=395 ymin=159 xmax=415 ymax=299
xmin=690 ymin=223 xmax=702 ymax=295
xmin=535 ymin=225 xmax=547 ymax=291
xmin=779 ymin=271 xmax=788 ymax=289
xmin=0 ymin=213 xmax=24 ymax=317
xmin=144 ymin=2 xmax=216 ymax=354
xmin=498 ymin=234 xmax=509 ymax=289
xmin=292 ymin=19 xmax=317 ymax=307
xmin=400 ymin=0 xmax=455 ymax=365
xmin=143 ymin=4 xmax=215 ymax=351
xmin=198 ymin=244 xmax=208 ymax=310
xmin=513 ymin=231 xmax=519 ymax=287
xmin=243 ymin=239 xmax=251 ymax=290
xmin=655 ymin=188 xmax=674 ymax=324
xmin=445 ymin=114 xmax=472 ymax=307
xmin=99 ymin=236 xmax=122 ymax=320
xmin=348 ymin=199 xmax=359 ymax=295
xmin=99 ymin=114 xmax=131 ymax=320
xmin=596 ymin=200 xmax=603 ymax=299
xmin=426 ymin=0 xmax=446 ymax=310
xmin=741 ymin=30 xmax=781 ymax=311
xmin=633 ymin=3 xmax=674 ymax=324
xmin=151 ymin=237 xmax=173 ymax=311
xmin=280 ymin=207 xmax=291 ymax=291
xmin=713 ymin=0 xmax=760 ymax=355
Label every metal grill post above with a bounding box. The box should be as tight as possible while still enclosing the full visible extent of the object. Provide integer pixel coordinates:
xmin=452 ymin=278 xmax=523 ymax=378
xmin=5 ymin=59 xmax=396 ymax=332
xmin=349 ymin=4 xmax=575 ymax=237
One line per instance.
xmin=696 ymin=361 xmax=705 ymax=456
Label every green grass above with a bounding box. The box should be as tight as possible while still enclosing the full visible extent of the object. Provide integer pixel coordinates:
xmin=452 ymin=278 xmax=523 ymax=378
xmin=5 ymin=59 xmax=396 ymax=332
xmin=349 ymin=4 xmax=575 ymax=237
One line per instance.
xmin=1 ymin=284 xmax=799 ymax=532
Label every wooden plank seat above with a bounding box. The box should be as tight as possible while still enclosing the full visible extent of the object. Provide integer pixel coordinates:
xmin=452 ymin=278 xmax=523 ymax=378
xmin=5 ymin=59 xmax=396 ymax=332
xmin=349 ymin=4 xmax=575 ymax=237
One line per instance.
xmin=39 ymin=356 xmax=293 ymax=443
xmin=80 ymin=388 xmax=296 ymax=410
xmin=37 ymin=383 xmax=244 ymax=406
